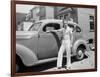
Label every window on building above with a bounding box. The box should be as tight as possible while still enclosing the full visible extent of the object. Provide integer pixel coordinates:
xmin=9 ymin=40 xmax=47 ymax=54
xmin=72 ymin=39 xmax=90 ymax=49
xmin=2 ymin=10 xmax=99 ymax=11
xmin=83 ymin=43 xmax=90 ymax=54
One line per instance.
xmin=89 ymin=15 xmax=94 ymax=31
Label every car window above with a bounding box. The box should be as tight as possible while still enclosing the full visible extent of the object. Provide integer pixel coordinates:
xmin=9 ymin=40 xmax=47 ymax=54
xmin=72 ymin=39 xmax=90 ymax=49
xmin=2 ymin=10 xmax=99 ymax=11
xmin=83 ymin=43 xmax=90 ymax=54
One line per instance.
xmin=43 ymin=23 xmax=61 ymax=32
xmin=76 ymin=26 xmax=81 ymax=32
xmin=29 ymin=22 xmax=42 ymax=31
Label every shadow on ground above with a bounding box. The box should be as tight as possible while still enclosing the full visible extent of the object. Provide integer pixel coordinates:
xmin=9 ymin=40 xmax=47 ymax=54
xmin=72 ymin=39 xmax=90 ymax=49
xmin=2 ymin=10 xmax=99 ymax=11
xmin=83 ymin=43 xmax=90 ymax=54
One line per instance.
xmin=17 ymin=55 xmax=88 ymax=73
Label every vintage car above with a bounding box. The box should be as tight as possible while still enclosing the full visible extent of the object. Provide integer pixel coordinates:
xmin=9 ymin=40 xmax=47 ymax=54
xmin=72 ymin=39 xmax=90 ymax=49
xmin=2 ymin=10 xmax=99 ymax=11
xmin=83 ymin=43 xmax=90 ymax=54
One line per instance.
xmin=16 ymin=19 xmax=88 ymax=71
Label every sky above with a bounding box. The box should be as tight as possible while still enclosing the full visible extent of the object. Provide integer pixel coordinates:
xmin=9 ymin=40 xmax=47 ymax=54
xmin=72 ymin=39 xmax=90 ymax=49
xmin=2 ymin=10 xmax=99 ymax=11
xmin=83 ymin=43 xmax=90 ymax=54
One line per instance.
xmin=16 ymin=4 xmax=35 ymax=13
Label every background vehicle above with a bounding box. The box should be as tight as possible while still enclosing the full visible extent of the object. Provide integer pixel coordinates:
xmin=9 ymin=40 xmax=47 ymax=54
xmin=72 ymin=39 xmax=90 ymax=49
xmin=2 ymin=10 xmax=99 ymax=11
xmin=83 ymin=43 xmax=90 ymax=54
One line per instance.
xmin=16 ymin=19 xmax=88 ymax=72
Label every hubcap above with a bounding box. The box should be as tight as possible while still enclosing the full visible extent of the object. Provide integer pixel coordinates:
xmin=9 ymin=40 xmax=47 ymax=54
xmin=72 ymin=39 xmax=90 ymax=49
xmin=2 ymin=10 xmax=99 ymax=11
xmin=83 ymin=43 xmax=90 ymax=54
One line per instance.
xmin=78 ymin=50 xmax=83 ymax=57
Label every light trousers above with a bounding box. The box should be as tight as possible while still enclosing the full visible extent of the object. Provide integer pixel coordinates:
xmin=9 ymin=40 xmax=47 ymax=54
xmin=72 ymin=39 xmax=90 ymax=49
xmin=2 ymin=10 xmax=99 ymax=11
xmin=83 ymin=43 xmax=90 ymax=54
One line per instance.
xmin=57 ymin=39 xmax=71 ymax=68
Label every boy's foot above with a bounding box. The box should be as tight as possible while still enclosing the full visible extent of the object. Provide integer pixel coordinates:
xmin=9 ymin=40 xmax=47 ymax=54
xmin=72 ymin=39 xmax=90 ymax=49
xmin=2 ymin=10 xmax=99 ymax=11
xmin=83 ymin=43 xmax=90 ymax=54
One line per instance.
xmin=66 ymin=67 xmax=71 ymax=70
xmin=57 ymin=67 xmax=62 ymax=69
xmin=64 ymin=65 xmax=71 ymax=70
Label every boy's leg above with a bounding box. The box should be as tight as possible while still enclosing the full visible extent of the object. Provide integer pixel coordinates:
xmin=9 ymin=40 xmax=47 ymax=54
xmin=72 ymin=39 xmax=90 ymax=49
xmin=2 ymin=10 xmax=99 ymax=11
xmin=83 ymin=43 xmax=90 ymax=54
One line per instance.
xmin=66 ymin=41 xmax=71 ymax=69
xmin=57 ymin=43 xmax=65 ymax=68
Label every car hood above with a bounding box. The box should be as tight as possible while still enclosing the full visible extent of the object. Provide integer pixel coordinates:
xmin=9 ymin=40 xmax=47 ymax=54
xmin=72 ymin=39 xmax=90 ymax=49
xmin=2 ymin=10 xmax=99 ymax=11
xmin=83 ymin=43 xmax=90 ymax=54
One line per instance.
xmin=16 ymin=31 xmax=38 ymax=39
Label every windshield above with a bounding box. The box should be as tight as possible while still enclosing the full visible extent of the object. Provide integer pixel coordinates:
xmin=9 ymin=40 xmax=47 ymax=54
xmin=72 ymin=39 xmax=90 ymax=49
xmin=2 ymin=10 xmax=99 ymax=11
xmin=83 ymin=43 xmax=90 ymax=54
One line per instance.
xmin=29 ymin=22 xmax=42 ymax=31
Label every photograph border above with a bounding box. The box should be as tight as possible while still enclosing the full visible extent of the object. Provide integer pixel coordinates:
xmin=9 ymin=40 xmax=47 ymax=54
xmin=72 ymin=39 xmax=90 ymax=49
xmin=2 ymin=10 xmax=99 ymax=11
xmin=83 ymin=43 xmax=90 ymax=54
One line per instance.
xmin=11 ymin=0 xmax=97 ymax=77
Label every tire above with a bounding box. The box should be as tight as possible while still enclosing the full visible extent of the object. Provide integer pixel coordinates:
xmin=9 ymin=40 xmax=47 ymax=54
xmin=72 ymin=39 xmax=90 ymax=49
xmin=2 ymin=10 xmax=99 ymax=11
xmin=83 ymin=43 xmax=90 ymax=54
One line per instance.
xmin=76 ymin=47 xmax=85 ymax=60
xmin=16 ymin=54 xmax=25 ymax=72
xmin=16 ymin=64 xmax=19 ymax=72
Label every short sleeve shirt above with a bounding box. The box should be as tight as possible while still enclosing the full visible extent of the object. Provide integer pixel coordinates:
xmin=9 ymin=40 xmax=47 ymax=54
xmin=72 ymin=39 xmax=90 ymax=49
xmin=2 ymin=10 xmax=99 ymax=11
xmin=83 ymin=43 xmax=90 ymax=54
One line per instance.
xmin=63 ymin=26 xmax=72 ymax=40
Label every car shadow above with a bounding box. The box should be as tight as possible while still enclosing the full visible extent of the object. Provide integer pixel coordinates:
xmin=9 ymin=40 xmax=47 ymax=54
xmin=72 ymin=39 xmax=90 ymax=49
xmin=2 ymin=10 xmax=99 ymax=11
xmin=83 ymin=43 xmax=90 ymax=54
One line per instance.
xmin=71 ymin=55 xmax=88 ymax=63
xmin=17 ymin=60 xmax=58 ymax=73
xmin=17 ymin=55 xmax=88 ymax=73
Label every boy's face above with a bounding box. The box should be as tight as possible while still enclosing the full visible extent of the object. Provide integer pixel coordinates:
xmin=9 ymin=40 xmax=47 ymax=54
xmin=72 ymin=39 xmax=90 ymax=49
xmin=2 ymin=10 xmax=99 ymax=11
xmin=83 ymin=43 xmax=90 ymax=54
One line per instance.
xmin=64 ymin=23 xmax=67 ymax=29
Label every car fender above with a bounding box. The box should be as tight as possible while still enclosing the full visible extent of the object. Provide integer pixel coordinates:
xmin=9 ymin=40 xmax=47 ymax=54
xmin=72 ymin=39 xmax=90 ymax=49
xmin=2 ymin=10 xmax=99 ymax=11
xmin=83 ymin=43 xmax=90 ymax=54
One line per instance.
xmin=72 ymin=39 xmax=88 ymax=55
xmin=16 ymin=43 xmax=38 ymax=66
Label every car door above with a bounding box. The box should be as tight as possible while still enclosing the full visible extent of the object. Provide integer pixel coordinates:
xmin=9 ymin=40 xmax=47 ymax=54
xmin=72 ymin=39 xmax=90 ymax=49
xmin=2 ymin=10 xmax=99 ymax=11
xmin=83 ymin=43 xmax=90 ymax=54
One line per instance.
xmin=37 ymin=23 xmax=61 ymax=59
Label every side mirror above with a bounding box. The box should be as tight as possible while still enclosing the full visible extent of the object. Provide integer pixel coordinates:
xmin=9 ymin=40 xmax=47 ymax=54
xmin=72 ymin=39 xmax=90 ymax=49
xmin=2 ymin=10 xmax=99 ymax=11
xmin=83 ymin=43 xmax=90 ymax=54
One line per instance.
xmin=76 ymin=30 xmax=81 ymax=32
xmin=76 ymin=26 xmax=81 ymax=32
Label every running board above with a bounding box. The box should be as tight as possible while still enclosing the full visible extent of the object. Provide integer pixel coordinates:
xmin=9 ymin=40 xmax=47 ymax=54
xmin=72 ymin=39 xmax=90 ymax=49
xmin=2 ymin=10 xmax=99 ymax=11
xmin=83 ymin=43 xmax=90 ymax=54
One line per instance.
xmin=27 ymin=55 xmax=74 ymax=67
xmin=30 ymin=57 xmax=58 ymax=66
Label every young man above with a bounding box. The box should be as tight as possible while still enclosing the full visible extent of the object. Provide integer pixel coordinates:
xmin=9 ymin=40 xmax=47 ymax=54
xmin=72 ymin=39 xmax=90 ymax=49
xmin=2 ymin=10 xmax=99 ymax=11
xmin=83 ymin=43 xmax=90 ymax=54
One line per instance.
xmin=57 ymin=20 xmax=74 ymax=70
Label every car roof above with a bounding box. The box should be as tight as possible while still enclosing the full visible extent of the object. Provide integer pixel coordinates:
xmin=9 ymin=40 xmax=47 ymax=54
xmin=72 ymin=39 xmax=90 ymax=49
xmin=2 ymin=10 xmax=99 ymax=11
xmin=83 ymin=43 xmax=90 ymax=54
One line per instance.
xmin=36 ymin=19 xmax=78 ymax=25
xmin=35 ymin=19 xmax=62 ymax=23
xmin=29 ymin=19 xmax=79 ymax=31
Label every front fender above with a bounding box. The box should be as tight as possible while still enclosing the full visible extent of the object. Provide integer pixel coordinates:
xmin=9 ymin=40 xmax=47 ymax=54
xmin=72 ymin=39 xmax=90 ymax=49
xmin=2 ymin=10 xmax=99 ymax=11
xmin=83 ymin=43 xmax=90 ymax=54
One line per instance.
xmin=72 ymin=39 xmax=88 ymax=55
xmin=16 ymin=43 xmax=38 ymax=66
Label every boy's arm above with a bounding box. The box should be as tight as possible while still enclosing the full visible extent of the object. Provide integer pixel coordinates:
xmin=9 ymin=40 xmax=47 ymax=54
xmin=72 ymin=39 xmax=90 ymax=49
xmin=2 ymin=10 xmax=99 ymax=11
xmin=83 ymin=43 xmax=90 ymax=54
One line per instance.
xmin=70 ymin=31 xmax=73 ymax=47
xmin=50 ymin=28 xmax=64 ymax=33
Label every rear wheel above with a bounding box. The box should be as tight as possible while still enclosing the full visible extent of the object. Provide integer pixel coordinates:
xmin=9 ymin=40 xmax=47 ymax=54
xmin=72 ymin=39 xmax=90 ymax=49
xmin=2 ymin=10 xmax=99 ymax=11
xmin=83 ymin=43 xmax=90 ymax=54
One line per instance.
xmin=76 ymin=47 xmax=86 ymax=60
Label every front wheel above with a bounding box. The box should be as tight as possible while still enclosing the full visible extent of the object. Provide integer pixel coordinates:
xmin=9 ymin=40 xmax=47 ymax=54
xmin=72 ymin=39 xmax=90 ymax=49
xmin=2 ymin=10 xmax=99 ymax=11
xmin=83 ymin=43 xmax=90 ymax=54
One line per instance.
xmin=16 ymin=55 xmax=26 ymax=72
xmin=76 ymin=47 xmax=85 ymax=60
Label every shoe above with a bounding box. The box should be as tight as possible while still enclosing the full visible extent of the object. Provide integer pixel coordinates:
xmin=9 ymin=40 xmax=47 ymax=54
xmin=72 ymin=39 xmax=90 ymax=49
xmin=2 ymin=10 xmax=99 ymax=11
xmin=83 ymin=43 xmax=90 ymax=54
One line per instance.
xmin=66 ymin=67 xmax=71 ymax=70
xmin=64 ymin=66 xmax=71 ymax=70
xmin=57 ymin=67 xmax=62 ymax=69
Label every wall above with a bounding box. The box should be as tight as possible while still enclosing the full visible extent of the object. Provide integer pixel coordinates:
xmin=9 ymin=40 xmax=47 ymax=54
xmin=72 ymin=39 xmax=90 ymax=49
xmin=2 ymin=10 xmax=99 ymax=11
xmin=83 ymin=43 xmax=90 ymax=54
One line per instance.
xmin=16 ymin=12 xmax=26 ymax=25
xmin=77 ymin=8 xmax=95 ymax=40
xmin=55 ymin=7 xmax=78 ymax=23
xmin=31 ymin=6 xmax=40 ymax=21
xmin=40 ymin=6 xmax=55 ymax=19
xmin=39 ymin=6 xmax=46 ymax=20
xmin=45 ymin=6 xmax=55 ymax=19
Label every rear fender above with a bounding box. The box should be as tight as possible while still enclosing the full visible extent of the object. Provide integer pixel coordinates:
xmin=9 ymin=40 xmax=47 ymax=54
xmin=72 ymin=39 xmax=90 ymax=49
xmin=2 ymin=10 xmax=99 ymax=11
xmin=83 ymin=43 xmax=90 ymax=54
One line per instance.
xmin=72 ymin=39 xmax=88 ymax=55
xmin=16 ymin=44 xmax=38 ymax=66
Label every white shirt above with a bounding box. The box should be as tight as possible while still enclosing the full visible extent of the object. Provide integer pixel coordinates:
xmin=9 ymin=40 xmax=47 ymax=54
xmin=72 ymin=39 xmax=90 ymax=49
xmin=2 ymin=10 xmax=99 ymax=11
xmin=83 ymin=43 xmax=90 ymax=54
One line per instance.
xmin=62 ymin=26 xmax=72 ymax=41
